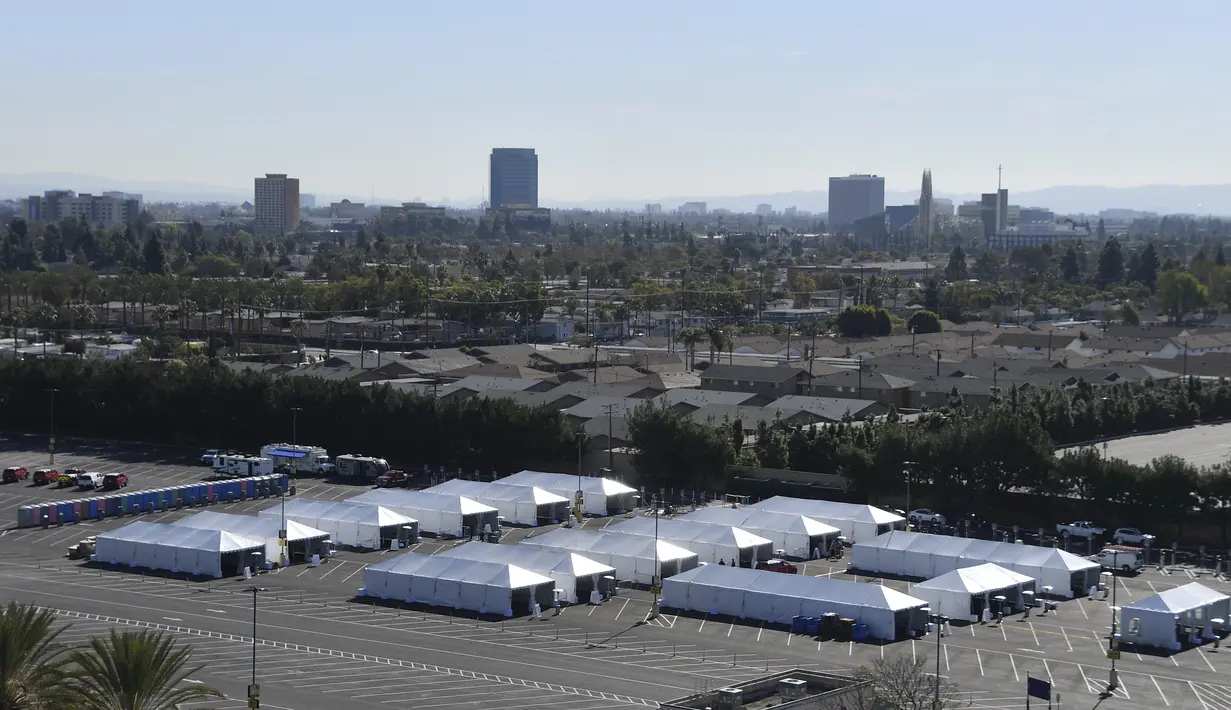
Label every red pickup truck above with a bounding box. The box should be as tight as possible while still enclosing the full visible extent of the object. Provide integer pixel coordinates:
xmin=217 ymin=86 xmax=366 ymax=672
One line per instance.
xmin=375 ymin=469 xmax=409 ymax=488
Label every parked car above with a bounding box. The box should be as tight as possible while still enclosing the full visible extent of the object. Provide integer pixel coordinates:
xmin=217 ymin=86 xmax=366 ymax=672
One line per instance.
xmin=1056 ymin=521 xmax=1105 ymax=538
xmin=200 ymin=449 xmax=220 ymax=466
xmin=101 ymin=473 xmax=129 ymax=490
xmin=1112 ymin=527 xmax=1156 ymax=546
xmin=908 ymin=508 xmax=946 ymax=525
xmin=755 ymin=559 xmax=799 ymax=574
xmin=76 ymin=472 xmax=105 ymax=490
xmin=59 ymin=468 xmax=85 ymax=488
xmin=32 ymin=468 xmax=58 ymax=485
xmin=375 ymin=469 xmax=409 ymax=488
xmin=2 ymin=467 xmax=30 ymax=483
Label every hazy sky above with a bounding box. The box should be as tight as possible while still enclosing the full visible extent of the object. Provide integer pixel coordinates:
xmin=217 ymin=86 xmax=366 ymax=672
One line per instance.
xmin=4 ymin=1 xmax=1226 ymax=203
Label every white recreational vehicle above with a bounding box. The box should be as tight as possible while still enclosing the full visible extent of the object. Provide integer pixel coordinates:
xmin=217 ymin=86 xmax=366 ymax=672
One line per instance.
xmin=212 ymin=454 xmax=274 ymax=479
xmin=259 ymin=443 xmax=334 ymax=476
xmin=334 ymin=454 xmax=391 ymax=484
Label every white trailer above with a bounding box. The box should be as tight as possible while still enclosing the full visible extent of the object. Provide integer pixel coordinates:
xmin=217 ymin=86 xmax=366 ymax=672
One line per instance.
xmin=212 ymin=455 xmax=274 ymax=478
xmin=335 ymin=454 xmax=391 ymax=484
xmin=259 ymin=443 xmax=334 ymax=476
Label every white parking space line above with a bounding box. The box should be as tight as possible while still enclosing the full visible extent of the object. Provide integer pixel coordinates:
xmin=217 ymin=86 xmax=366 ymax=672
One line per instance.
xmin=317 ymin=560 xmax=346 ymax=580
xmin=340 ymin=563 xmax=368 ymax=585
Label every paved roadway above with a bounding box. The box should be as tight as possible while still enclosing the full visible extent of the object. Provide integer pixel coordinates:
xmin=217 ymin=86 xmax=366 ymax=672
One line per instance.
xmin=1059 ymin=422 xmax=1231 ymax=468
xmin=8 ymin=444 xmax=1231 ymax=708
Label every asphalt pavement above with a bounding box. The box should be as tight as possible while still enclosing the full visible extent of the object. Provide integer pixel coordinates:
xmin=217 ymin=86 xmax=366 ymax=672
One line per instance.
xmin=1059 ymin=421 xmax=1231 ymax=468
xmin=7 ymin=442 xmax=1231 ymax=709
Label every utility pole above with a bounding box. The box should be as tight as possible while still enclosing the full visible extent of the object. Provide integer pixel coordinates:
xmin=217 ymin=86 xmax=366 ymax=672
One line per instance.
xmin=244 ymin=586 xmax=267 ymax=709
xmin=46 ymin=388 xmax=59 ymax=468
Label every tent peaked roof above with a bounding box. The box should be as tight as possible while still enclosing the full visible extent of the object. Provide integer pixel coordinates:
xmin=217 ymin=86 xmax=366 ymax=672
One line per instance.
xmin=502 ymin=470 xmax=636 ymax=495
xmin=98 ymin=521 xmax=265 ymax=553
xmin=606 ymin=517 xmax=773 ymax=549
xmin=439 ymin=541 xmax=615 ymax=578
xmin=179 ymin=511 xmax=328 ymax=542
xmin=915 ymin=563 xmax=1033 ymax=595
xmin=682 ymin=508 xmax=841 ymax=537
xmin=350 ymin=489 xmax=498 ymax=516
xmin=752 ymin=496 xmax=905 ymax=525
xmin=366 ymin=552 xmax=553 ymax=590
xmin=265 ymin=498 xmax=418 ymax=526
xmin=1126 ymin=582 xmax=1231 ymax=614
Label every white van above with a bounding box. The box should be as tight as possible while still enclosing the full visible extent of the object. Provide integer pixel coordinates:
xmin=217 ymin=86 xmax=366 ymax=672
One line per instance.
xmin=76 ymin=472 xmax=106 ymax=490
xmin=1095 ymin=545 xmax=1143 ymax=572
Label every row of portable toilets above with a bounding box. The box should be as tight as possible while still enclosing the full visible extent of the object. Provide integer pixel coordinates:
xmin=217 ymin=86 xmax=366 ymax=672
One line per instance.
xmin=15 ymin=474 xmax=290 ymax=528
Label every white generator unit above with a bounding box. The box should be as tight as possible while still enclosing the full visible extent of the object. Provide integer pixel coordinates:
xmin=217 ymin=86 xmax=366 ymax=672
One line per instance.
xmin=260 ymin=443 xmax=333 ymax=475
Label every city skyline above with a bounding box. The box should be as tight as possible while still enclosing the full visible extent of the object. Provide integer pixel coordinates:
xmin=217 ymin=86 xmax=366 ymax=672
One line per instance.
xmin=3 ymin=1 xmax=1226 ymax=204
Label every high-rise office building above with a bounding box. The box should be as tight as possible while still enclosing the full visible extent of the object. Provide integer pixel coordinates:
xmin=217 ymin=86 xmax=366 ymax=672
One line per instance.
xmin=917 ymin=169 xmax=934 ymax=247
xmin=827 ymin=175 xmax=885 ymax=229
xmin=980 ymin=189 xmax=1008 ymax=240
xmin=254 ymin=173 xmax=301 ymax=234
xmin=489 ymin=148 xmax=539 ymax=208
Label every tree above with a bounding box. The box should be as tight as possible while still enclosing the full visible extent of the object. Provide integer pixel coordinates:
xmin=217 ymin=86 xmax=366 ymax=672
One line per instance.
xmin=1157 ymin=269 xmax=1207 ymax=323
xmin=907 ymin=310 xmax=942 ymax=334
xmin=1218 ymin=245 xmax=1227 ymax=267
xmin=835 ymin=306 xmax=879 ymax=338
xmin=1121 ymin=301 xmax=1140 ymax=326
xmin=627 ymin=403 xmax=731 ymax=490
xmin=65 ymin=629 xmax=223 ymax=710
xmin=834 ymin=655 xmax=967 ymax=710
xmin=675 ymin=326 xmax=706 ymax=369
xmin=1096 ymin=217 xmax=1106 ymax=240
xmin=1060 ymin=245 xmax=1081 ymax=283
xmin=1136 ymin=243 xmax=1160 ymax=292
xmin=0 ymin=602 xmax=75 ymax=710
xmin=944 ymin=246 xmax=967 ymax=281
xmin=923 ymin=279 xmax=940 ymax=312
xmin=142 ymin=235 xmax=167 ymax=275
xmin=791 ymin=273 xmax=815 ymax=309
xmin=1097 ymin=238 xmax=1124 ymax=286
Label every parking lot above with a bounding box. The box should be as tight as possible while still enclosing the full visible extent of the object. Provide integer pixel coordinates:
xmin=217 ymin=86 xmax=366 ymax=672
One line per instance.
xmin=7 ymin=442 xmax=1231 ymax=709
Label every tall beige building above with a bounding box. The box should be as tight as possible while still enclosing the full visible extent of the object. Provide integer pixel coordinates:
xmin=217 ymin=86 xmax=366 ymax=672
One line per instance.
xmin=254 ymin=173 xmax=301 ymax=234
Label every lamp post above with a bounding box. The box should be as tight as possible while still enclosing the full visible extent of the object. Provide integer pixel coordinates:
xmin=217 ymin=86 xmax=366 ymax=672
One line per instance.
xmin=929 ymin=612 xmax=947 ymax=709
xmin=244 ymin=586 xmax=267 ymax=708
xmin=46 ymin=388 xmax=59 ymax=468
xmin=1107 ymin=551 xmax=1120 ymax=692
xmin=651 ymin=493 xmax=660 ymax=619
xmin=903 ymin=460 xmax=916 ymax=525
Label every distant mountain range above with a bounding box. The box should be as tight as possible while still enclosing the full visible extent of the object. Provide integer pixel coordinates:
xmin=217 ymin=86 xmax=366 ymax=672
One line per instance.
xmin=3 ymin=172 xmax=1230 ymax=216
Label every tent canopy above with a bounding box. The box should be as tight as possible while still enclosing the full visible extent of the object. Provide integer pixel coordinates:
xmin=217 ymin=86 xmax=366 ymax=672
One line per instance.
xmin=914 ymin=563 xmax=1034 ymax=596
xmin=429 ymin=479 xmax=569 ymax=506
xmin=1125 ymin=582 xmax=1231 ymax=614
xmin=681 ymin=507 xmax=841 ymax=538
xmin=366 ymin=553 xmax=553 ymax=590
xmin=608 ymin=517 xmax=772 ymax=550
xmin=441 ymin=541 xmax=613 ymax=578
xmin=518 ymin=528 xmax=698 ymax=585
xmin=501 ymin=470 xmax=635 ymax=496
xmin=748 ymin=496 xmax=904 ymax=541
xmin=351 ymin=489 xmax=497 ymax=516
xmin=98 ymin=521 xmax=264 ymax=553
xmin=262 ymin=498 xmax=416 ymax=528
xmin=178 ymin=511 xmax=328 ymax=543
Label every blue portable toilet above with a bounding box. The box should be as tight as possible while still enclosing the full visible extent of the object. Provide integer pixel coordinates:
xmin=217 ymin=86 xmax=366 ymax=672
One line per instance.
xmin=57 ymin=502 xmax=72 ymax=524
xmin=104 ymin=496 xmax=121 ymax=517
xmin=162 ymin=488 xmax=176 ymax=507
xmin=86 ymin=499 xmax=98 ymax=519
xmin=18 ymin=505 xmax=33 ymax=528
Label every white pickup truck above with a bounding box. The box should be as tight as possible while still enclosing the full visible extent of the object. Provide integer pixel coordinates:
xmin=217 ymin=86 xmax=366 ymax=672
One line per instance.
xmin=1056 ymin=521 xmax=1105 ymax=538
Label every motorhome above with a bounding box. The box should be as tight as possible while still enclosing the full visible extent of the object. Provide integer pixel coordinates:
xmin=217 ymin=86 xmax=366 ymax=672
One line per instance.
xmin=334 ymin=454 xmax=390 ymax=484
xmin=259 ymin=443 xmax=334 ymax=476
xmin=212 ymin=455 xmax=274 ymax=479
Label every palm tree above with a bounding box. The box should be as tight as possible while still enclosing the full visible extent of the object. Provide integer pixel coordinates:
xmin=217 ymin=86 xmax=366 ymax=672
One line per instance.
xmin=675 ymin=326 xmax=706 ymax=370
xmin=65 ymin=629 xmax=223 ymax=710
xmin=0 ymin=602 xmax=75 ymax=709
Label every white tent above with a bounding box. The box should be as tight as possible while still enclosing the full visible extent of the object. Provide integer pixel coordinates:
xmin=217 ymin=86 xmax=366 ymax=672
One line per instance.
xmin=177 ymin=511 xmax=330 ymax=564
xmin=498 ymin=470 xmax=637 ymax=516
xmin=518 ymin=528 xmax=698 ymax=585
xmin=604 ymin=516 xmax=774 ymax=566
xmin=851 ymin=531 xmax=1101 ymax=598
xmin=349 ymin=489 xmax=499 ymax=537
xmin=426 ymin=480 xmax=570 ymax=526
xmin=679 ymin=507 xmax=841 ymax=559
xmin=439 ymin=541 xmax=615 ymax=604
xmin=258 ymin=498 xmax=418 ymax=550
xmin=748 ymin=497 xmax=905 ymax=542
xmin=910 ymin=563 xmax=1036 ymax=622
xmin=660 ymin=564 xmax=928 ymax=641
xmin=360 ymin=553 xmax=556 ymax=617
xmin=1120 ymin=582 xmax=1231 ymax=651
xmin=94 ymin=521 xmax=265 ymax=578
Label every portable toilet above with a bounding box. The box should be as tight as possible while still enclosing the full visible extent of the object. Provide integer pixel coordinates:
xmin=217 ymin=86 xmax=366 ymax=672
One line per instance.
xmin=73 ymin=500 xmax=87 ymax=520
xmin=104 ymin=496 xmax=121 ymax=517
xmin=204 ymin=482 xmax=214 ymax=503
xmin=57 ymin=502 xmax=72 ymax=524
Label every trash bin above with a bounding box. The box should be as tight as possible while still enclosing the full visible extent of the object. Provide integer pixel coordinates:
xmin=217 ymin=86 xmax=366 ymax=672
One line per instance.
xmin=805 ymin=616 xmax=820 ymax=635
xmin=852 ymin=623 xmax=870 ymax=642
xmin=836 ymin=617 xmax=856 ymax=642
xmin=821 ymin=613 xmax=840 ymax=641
xmin=791 ymin=615 xmax=806 ymax=634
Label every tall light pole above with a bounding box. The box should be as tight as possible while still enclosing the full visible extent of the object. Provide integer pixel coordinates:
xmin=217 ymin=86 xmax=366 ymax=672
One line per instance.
xmin=929 ymin=612 xmax=947 ymax=709
xmin=903 ymin=460 xmax=916 ymax=524
xmin=46 ymin=388 xmax=59 ymax=468
xmin=284 ymin=406 xmax=302 ymax=566
xmin=244 ymin=586 xmax=267 ymax=709
xmin=1107 ymin=551 xmax=1120 ymax=692
xmin=651 ymin=492 xmax=660 ymax=619
xmin=290 ymin=406 xmax=302 ymax=447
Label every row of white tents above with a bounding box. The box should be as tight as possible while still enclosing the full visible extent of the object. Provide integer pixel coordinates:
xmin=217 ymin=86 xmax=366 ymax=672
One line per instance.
xmin=661 ymin=564 xmax=930 ymax=641
xmin=496 ymin=471 xmax=637 ymax=517
xmin=746 ymin=497 xmax=906 ymax=543
xmin=93 ymin=511 xmax=333 ymax=578
xmin=259 ymin=499 xmax=418 ymax=550
xmin=603 ymin=516 xmax=774 ymax=566
xmin=519 ymin=528 xmax=698 ymax=585
xmin=852 ymin=531 xmax=1101 ymax=598
xmin=426 ymin=479 xmax=569 ymax=526
xmin=348 ymin=489 xmax=499 ymax=538
xmin=679 ymin=507 xmax=841 ymax=559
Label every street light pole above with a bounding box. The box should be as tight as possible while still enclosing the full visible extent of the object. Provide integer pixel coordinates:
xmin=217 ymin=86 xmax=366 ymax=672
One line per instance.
xmin=651 ymin=493 xmax=660 ymax=618
xmin=290 ymin=406 xmax=302 ymax=447
xmin=1108 ymin=551 xmax=1119 ymax=692
xmin=46 ymin=388 xmax=59 ymax=468
xmin=929 ymin=612 xmax=947 ymax=709
xmin=245 ymin=586 xmax=266 ymax=708
xmin=903 ymin=460 xmax=915 ymax=524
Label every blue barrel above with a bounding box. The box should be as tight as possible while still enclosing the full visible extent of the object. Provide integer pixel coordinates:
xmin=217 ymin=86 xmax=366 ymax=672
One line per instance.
xmin=18 ymin=505 xmax=33 ymax=528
